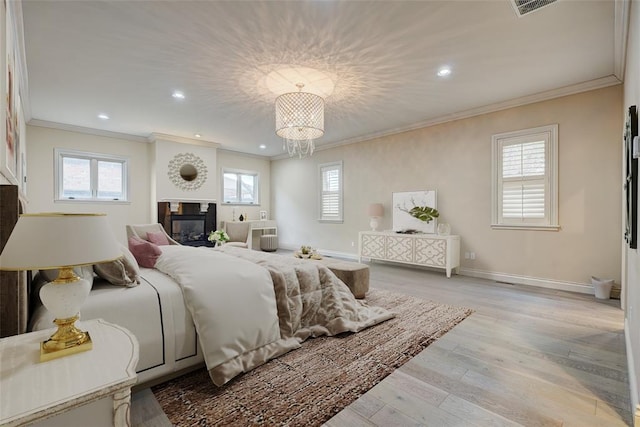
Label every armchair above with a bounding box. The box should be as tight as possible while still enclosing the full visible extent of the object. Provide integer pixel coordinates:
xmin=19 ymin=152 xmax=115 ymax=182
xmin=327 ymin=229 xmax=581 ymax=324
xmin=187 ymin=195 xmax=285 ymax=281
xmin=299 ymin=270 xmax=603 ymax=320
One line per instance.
xmin=223 ymin=222 xmax=252 ymax=249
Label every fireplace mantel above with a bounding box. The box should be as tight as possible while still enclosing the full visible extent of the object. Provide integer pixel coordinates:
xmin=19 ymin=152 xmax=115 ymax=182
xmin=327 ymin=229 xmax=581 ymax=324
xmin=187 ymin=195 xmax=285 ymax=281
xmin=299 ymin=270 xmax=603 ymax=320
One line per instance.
xmin=159 ymin=198 xmax=217 ymax=212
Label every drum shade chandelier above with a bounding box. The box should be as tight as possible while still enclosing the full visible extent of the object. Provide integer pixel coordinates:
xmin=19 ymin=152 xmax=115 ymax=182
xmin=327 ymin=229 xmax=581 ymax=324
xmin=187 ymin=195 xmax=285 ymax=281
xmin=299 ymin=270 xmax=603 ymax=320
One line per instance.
xmin=275 ymin=83 xmax=324 ymax=158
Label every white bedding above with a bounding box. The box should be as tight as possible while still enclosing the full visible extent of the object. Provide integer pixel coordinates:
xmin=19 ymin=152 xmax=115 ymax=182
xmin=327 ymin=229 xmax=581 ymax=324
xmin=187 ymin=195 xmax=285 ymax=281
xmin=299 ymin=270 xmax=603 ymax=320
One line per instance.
xmin=155 ymin=245 xmax=394 ymax=386
xmin=29 ymin=267 xmax=204 ymax=384
xmin=154 ymin=245 xmax=301 ymax=385
xmin=29 ymin=244 xmax=393 ymax=387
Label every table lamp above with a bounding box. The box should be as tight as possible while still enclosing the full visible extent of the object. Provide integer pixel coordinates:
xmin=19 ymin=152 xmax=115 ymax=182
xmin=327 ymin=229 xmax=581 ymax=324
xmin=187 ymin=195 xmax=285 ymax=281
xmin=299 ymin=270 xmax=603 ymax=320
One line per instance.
xmin=367 ymin=203 xmax=384 ymax=231
xmin=0 ymin=213 xmax=121 ymax=361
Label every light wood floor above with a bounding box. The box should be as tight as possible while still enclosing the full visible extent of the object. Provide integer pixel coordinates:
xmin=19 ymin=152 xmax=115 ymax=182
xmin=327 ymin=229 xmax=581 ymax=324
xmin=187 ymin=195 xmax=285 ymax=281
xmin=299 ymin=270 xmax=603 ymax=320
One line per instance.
xmin=132 ymin=259 xmax=631 ymax=426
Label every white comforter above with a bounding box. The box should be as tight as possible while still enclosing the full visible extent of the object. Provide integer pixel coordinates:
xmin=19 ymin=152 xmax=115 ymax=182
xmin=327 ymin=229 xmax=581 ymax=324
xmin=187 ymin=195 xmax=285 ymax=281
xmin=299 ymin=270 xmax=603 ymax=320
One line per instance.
xmin=155 ymin=246 xmax=300 ymax=385
xmin=155 ymin=245 xmax=393 ymax=386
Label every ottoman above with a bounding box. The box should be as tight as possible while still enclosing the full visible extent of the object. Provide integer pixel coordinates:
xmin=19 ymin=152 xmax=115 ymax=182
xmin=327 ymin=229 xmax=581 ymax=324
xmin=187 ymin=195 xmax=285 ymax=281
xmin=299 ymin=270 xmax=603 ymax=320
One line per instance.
xmin=315 ymin=259 xmax=369 ymax=299
xmin=260 ymin=234 xmax=278 ymax=252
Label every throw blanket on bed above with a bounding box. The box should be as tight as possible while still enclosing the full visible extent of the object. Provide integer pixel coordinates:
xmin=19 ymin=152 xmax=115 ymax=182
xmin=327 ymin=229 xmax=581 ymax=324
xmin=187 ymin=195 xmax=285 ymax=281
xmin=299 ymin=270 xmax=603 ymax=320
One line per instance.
xmin=154 ymin=245 xmax=393 ymax=386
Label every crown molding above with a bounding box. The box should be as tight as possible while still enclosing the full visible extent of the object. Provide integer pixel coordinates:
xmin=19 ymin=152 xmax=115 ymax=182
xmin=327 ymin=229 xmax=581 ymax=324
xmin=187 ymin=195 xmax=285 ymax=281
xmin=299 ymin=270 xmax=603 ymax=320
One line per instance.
xmin=286 ymin=75 xmax=622 ymax=158
xmin=148 ymin=132 xmax=220 ymax=148
xmin=31 ymin=74 xmax=621 ymax=160
xmin=614 ymin=0 xmax=631 ymax=80
xmin=218 ymin=147 xmax=272 ymax=160
xmin=28 ymin=119 xmax=149 ymax=143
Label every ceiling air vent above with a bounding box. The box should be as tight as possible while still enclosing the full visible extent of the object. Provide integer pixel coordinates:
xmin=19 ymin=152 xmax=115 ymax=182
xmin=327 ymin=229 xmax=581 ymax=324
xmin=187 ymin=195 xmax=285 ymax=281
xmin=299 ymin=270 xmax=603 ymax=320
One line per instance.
xmin=511 ymin=0 xmax=557 ymax=17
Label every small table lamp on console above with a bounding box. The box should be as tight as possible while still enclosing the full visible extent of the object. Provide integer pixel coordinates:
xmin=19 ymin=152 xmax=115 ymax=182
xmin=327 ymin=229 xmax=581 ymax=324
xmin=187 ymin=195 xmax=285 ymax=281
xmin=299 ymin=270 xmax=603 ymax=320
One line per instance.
xmin=0 ymin=213 xmax=121 ymax=361
xmin=367 ymin=203 xmax=384 ymax=231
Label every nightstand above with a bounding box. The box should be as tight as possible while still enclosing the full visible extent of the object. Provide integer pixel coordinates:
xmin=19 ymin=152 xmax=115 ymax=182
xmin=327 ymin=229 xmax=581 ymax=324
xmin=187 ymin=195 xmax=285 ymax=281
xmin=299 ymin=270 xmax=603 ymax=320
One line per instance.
xmin=0 ymin=319 xmax=139 ymax=427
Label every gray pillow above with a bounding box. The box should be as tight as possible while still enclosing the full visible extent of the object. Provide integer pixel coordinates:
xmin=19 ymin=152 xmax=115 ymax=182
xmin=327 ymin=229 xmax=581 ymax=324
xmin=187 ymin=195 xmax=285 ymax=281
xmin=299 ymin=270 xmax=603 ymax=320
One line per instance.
xmin=94 ymin=257 xmax=140 ymax=287
xmin=93 ymin=244 xmax=140 ymax=287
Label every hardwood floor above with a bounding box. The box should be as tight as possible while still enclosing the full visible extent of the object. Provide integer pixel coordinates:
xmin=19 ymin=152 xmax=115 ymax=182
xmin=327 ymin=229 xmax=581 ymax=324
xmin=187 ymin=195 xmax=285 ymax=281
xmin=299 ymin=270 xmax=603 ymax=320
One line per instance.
xmin=131 ymin=259 xmax=631 ymax=426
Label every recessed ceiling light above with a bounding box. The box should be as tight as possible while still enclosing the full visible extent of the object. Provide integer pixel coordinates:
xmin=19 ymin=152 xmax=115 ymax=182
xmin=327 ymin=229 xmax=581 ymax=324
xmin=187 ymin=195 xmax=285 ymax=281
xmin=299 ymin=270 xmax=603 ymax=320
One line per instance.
xmin=172 ymin=91 xmax=185 ymax=99
xmin=437 ymin=67 xmax=452 ymax=77
xmin=194 ymin=133 xmax=202 ymax=138
xmin=259 ymin=144 xmax=267 ymax=149
xmin=98 ymin=113 xmax=109 ymax=120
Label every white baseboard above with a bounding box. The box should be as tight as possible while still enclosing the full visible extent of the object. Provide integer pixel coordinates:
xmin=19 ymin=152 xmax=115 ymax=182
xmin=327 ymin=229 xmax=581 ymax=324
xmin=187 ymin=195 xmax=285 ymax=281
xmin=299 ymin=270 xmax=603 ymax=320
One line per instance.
xmin=626 ymin=318 xmax=640 ymax=426
xmin=458 ymin=268 xmax=594 ymax=294
xmin=280 ymin=245 xmax=595 ymax=294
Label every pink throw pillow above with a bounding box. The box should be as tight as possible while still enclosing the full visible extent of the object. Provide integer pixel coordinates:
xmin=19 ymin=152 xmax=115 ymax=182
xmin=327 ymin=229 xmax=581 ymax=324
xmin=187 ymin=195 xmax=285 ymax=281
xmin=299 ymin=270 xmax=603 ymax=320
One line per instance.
xmin=147 ymin=231 xmax=170 ymax=246
xmin=128 ymin=236 xmax=162 ymax=268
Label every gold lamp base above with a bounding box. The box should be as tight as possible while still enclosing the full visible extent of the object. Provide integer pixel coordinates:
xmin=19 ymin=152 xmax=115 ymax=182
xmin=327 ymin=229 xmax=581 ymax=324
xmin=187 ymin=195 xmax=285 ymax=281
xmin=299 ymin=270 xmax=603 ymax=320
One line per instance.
xmin=40 ymin=315 xmax=93 ymax=362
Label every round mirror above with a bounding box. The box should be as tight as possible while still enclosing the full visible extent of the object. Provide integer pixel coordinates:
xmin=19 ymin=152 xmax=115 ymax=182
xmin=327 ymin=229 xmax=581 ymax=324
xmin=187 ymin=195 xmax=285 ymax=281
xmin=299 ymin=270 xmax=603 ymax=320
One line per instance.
xmin=168 ymin=153 xmax=208 ymax=191
xmin=179 ymin=164 xmax=198 ymax=182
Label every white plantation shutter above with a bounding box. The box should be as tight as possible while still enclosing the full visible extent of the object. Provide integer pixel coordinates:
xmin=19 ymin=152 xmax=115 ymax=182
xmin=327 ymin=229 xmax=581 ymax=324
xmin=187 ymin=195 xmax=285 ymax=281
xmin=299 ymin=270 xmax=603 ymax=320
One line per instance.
xmin=492 ymin=125 xmax=558 ymax=229
xmin=501 ymin=141 xmax=546 ymax=220
xmin=319 ymin=162 xmax=343 ymax=222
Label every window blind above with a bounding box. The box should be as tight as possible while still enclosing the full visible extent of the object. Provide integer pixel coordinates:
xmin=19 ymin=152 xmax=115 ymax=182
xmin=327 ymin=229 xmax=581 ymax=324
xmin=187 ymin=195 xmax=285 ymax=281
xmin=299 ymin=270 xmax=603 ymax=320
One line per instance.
xmin=501 ymin=140 xmax=546 ymax=220
xmin=320 ymin=163 xmax=342 ymax=221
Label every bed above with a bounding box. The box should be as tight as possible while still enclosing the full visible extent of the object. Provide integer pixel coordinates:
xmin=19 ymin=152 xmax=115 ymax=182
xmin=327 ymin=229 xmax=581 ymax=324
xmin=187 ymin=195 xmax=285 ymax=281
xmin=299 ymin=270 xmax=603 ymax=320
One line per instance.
xmin=30 ymin=267 xmax=205 ymax=385
xmin=28 ymin=225 xmax=393 ymax=387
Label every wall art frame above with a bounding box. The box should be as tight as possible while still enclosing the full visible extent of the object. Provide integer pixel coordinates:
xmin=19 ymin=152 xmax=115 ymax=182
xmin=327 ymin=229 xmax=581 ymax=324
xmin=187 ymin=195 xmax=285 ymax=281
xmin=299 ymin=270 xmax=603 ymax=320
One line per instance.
xmin=1 ymin=0 xmax=26 ymax=190
xmin=392 ymin=190 xmax=437 ymax=234
xmin=624 ymin=105 xmax=638 ymax=249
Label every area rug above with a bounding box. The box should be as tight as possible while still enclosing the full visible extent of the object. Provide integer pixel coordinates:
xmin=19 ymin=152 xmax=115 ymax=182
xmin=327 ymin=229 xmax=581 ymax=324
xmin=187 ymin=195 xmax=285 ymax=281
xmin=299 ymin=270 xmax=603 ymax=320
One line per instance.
xmin=152 ymin=288 xmax=472 ymax=426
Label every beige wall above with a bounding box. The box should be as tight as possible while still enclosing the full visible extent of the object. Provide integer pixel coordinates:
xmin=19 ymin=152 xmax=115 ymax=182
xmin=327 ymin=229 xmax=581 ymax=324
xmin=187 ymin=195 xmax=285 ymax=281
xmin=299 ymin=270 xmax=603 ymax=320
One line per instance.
xmin=25 ymin=125 xmax=151 ymax=244
xmin=623 ymin=0 xmax=640 ymax=420
xmin=25 ymin=127 xmax=272 ymax=243
xmin=216 ymin=149 xmax=271 ymax=229
xmin=272 ymin=85 xmax=622 ymax=289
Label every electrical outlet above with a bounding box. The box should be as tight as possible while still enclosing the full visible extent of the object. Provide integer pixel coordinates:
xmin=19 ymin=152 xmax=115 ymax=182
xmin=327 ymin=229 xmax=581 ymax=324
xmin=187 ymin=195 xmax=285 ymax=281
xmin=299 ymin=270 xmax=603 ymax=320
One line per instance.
xmin=470 ymin=252 xmax=476 ymax=260
xmin=351 ymin=241 xmax=355 ymax=247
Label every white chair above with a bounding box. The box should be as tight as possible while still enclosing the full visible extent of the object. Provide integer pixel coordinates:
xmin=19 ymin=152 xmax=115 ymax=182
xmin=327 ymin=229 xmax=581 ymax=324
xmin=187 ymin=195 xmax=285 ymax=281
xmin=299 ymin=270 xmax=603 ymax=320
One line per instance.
xmin=223 ymin=222 xmax=252 ymax=249
xmin=126 ymin=223 xmax=180 ymax=245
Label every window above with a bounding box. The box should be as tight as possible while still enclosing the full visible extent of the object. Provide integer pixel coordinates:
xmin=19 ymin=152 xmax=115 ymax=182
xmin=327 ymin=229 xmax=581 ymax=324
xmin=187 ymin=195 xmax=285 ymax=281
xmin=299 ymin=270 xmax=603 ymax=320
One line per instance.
xmin=222 ymin=169 xmax=259 ymax=205
xmin=319 ymin=161 xmax=343 ymax=222
xmin=491 ymin=124 xmax=558 ymax=230
xmin=55 ymin=149 xmax=129 ymax=202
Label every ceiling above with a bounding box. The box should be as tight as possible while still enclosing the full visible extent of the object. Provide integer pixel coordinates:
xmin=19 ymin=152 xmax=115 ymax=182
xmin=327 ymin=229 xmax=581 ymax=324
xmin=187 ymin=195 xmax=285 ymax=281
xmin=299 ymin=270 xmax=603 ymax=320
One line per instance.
xmin=21 ymin=0 xmax=622 ymax=157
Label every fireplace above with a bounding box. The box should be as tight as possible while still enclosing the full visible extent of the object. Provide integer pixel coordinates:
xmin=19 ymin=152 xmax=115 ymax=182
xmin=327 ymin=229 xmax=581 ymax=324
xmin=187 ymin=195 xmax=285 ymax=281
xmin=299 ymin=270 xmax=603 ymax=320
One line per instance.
xmin=171 ymin=214 xmax=207 ymax=245
xmin=158 ymin=202 xmax=216 ymax=247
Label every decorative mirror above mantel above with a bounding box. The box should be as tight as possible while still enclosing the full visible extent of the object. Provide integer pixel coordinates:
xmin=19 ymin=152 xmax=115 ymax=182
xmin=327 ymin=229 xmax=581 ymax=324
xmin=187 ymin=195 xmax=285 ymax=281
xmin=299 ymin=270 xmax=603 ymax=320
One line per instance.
xmin=167 ymin=153 xmax=208 ymax=191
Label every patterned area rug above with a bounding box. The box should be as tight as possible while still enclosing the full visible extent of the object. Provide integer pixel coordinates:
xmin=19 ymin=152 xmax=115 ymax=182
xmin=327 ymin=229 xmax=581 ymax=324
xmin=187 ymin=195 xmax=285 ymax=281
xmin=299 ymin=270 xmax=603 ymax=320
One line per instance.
xmin=152 ymin=288 xmax=472 ymax=426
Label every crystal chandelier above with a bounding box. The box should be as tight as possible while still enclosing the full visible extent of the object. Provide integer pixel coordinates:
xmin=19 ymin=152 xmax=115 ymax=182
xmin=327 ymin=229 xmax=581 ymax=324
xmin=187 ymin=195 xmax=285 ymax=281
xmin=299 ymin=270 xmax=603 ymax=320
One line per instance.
xmin=275 ymin=83 xmax=324 ymax=158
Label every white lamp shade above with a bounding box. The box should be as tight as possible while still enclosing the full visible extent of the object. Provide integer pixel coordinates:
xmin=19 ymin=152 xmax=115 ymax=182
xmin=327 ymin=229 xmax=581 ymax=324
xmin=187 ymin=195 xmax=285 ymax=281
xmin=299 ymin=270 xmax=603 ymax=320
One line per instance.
xmin=367 ymin=203 xmax=384 ymax=218
xmin=0 ymin=213 xmax=121 ymax=270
